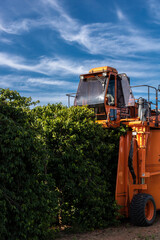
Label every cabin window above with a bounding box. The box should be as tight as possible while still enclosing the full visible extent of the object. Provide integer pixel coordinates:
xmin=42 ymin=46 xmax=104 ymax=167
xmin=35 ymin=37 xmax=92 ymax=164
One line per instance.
xmin=117 ymin=76 xmax=125 ymax=107
xmin=75 ymin=76 xmax=107 ymax=106
xmin=107 ymin=75 xmax=115 ymax=106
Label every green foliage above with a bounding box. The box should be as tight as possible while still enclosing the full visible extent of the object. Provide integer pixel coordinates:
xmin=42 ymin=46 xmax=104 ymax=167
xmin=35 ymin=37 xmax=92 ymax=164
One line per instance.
xmin=0 ymin=89 xmax=57 ymax=240
xmin=33 ymin=104 xmax=123 ymax=230
xmin=0 ymin=88 xmax=126 ymax=238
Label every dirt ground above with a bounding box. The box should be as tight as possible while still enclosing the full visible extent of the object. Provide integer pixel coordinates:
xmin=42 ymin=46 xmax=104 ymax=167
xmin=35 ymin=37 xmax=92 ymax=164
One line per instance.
xmin=58 ymin=212 xmax=160 ymax=240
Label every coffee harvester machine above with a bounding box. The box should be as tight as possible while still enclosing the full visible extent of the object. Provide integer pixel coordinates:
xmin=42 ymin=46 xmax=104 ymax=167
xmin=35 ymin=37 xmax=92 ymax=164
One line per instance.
xmin=68 ymin=66 xmax=160 ymax=226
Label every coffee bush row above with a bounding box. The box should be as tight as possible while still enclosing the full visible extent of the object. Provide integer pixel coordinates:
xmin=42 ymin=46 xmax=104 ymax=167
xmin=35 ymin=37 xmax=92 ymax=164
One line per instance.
xmin=0 ymin=89 xmax=125 ymax=239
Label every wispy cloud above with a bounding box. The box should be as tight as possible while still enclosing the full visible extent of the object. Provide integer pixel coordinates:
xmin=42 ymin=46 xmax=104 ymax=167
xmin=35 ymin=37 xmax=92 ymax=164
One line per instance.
xmin=1 ymin=51 xmax=160 ymax=83
xmin=37 ymin=0 xmax=160 ymax=57
xmin=147 ymin=0 xmax=160 ymax=23
xmin=27 ymin=78 xmax=77 ymax=89
xmin=0 ymin=17 xmax=47 ymax=35
xmin=40 ymin=0 xmax=75 ymax=24
xmin=36 ymin=57 xmax=86 ymax=75
xmin=0 ymin=52 xmax=88 ymax=76
xmin=116 ymin=9 xmax=126 ymax=21
xmin=0 ymin=73 xmax=77 ymax=90
xmin=0 ymin=38 xmax=12 ymax=44
xmin=0 ymin=52 xmax=42 ymax=72
xmin=32 ymin=94 xmax=70 ymax=106
xmin=1 ymin=0 xmax=160 ymax=58
xmin=0 ymin=55 xmax=159 ymax=106
xmin=72 ymin=24 xmax=160 ymax=55
xmin=0 ymin=0 xmax=160 ymax=106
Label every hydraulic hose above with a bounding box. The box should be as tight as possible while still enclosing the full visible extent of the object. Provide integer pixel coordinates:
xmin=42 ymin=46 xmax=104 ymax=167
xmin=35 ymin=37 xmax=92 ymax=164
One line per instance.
xmin=128 ymin=138 xmax=136 ymax=184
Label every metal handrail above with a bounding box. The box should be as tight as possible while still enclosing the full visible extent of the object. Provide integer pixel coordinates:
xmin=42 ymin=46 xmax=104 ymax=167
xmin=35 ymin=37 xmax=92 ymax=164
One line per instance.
xmin=131 ymin=85 xmax=160 ymax=125
xmin=66 ymin=93 xmax=76 ymax=107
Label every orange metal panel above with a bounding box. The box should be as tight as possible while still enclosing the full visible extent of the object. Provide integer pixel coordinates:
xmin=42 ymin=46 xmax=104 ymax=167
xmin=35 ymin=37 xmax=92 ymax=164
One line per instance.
xmin=115 ymin=131 xmax=132 ymax=216
xmin=115 ymin=116 xmax=160 ymax=218
xmin=143 ymin=129 xmax=160 ymax=209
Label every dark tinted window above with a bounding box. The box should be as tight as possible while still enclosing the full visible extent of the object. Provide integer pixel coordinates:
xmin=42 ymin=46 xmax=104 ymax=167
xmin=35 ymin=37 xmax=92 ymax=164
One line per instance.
xmin=107 ymin=75 xmax=115 ymax=106
xmin=75 ymin=76 xmax=107 ymax=106
xmin=117 ymin=76 xmax=125 ymax=107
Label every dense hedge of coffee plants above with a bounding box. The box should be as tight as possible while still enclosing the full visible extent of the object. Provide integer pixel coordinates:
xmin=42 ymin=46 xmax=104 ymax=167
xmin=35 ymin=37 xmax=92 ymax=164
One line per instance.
xmin=33 ymin=104 xmax=124 ymax=230
xmin=0 ymin=89 xmax=125 ymax=239
xmin=0 ymin=89 xmax=58 ymax=240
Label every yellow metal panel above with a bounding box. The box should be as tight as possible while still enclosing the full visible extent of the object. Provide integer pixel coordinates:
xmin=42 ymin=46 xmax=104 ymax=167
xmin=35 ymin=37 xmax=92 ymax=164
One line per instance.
xmin=89 ymin=66 xmax=118 ymax=73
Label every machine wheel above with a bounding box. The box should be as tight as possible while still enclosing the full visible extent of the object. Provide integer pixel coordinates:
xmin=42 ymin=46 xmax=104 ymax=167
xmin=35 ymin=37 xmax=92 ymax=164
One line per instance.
xmin=130 ymin=193 xmax=156 ymax=226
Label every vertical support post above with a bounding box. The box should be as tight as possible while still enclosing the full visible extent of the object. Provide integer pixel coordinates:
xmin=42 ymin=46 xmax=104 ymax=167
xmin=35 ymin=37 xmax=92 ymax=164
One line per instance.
xmin=68 ymin=95 xmax=70 ymax=108
xmin=141 ymin=148 xmax=146 ymax=184
xmin=156 ymin=89 xmax=158 ymax=125
xmin=115 ymin=75 xmax=117 ymax=107
xmin=148 ymin=86 xmax=150 ymax=122
xmin=66 ymin=94 xmax=71 ymax=108
xmin=136 ymin=126 xmax=149 ymax=184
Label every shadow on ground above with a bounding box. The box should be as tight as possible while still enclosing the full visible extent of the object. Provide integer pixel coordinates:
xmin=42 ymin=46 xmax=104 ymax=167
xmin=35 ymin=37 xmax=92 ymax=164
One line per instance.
xmin=58 ymin=211 xmax=160 ymax=240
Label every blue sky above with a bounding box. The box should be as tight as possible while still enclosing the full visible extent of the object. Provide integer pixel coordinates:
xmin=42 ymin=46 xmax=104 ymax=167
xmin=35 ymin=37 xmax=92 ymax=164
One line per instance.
xmin=0 ymin=0 xmax=160 ymax=106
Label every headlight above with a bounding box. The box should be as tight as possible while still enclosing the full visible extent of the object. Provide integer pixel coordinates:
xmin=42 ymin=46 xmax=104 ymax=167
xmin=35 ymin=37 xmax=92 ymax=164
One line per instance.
xmin=80 ymin=75 xmax=84 ymax=80
xmin=102 ymin=72 xmax=107 ymax=77
xmin=132 ymin=131 xmax=137 ymax=136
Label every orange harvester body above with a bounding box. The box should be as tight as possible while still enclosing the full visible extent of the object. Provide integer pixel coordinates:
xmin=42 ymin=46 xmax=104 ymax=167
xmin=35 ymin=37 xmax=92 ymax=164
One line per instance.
xmin=71 ymin=66 xmax=160 ymax=226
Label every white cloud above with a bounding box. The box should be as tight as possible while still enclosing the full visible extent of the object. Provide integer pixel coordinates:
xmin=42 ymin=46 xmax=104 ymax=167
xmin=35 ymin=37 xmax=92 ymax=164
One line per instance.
xmin=0 ymin=51 xmax=160 ymax=85
xmin=28 ymin=78 xmax=69 ymax=85
xmin=36 ymin=57 xmax=87 ymax=75
xmin=57 ymin=21 xmax=160 ymax=56
xmin=0 ymin=19 xmax=29 ymax=34
xmin=37 ymin=0 xmax=160 ymax=57
xmin=27 ymin=78 xmax=78 ymax=89
xmin=0 ymin=56 xmax=159 ymax=107
xmin=0 ymin=52 xmax=89 ymax=76
xmin=31 ymin=93 xmax=70 ymax=106
xmin=0 ymin=75 xmax=39 ymax=92
xmin=1 ymin=0 xmax=160 ymax=58
xmin=0 ymin=53 xmax=160 ymax=81
xmin=0 ymin=0 xmax=159 ymax=107
xmin=116 ymin=9 xmax=126 ymax=21
xmin=0 ymin=38 xmax=12 ymax=44
xmin=147 ymin=0 xmax=160 ymax=22
xmin=0 ymin=52 xmax=43 ymax=73
xmin=0 ymin=18 xmax=47 ymax=35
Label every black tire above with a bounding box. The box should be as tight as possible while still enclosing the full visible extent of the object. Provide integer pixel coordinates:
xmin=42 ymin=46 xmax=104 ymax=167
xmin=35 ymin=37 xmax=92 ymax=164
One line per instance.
xmin=130 ymin=193 xmax=156 ymax=226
